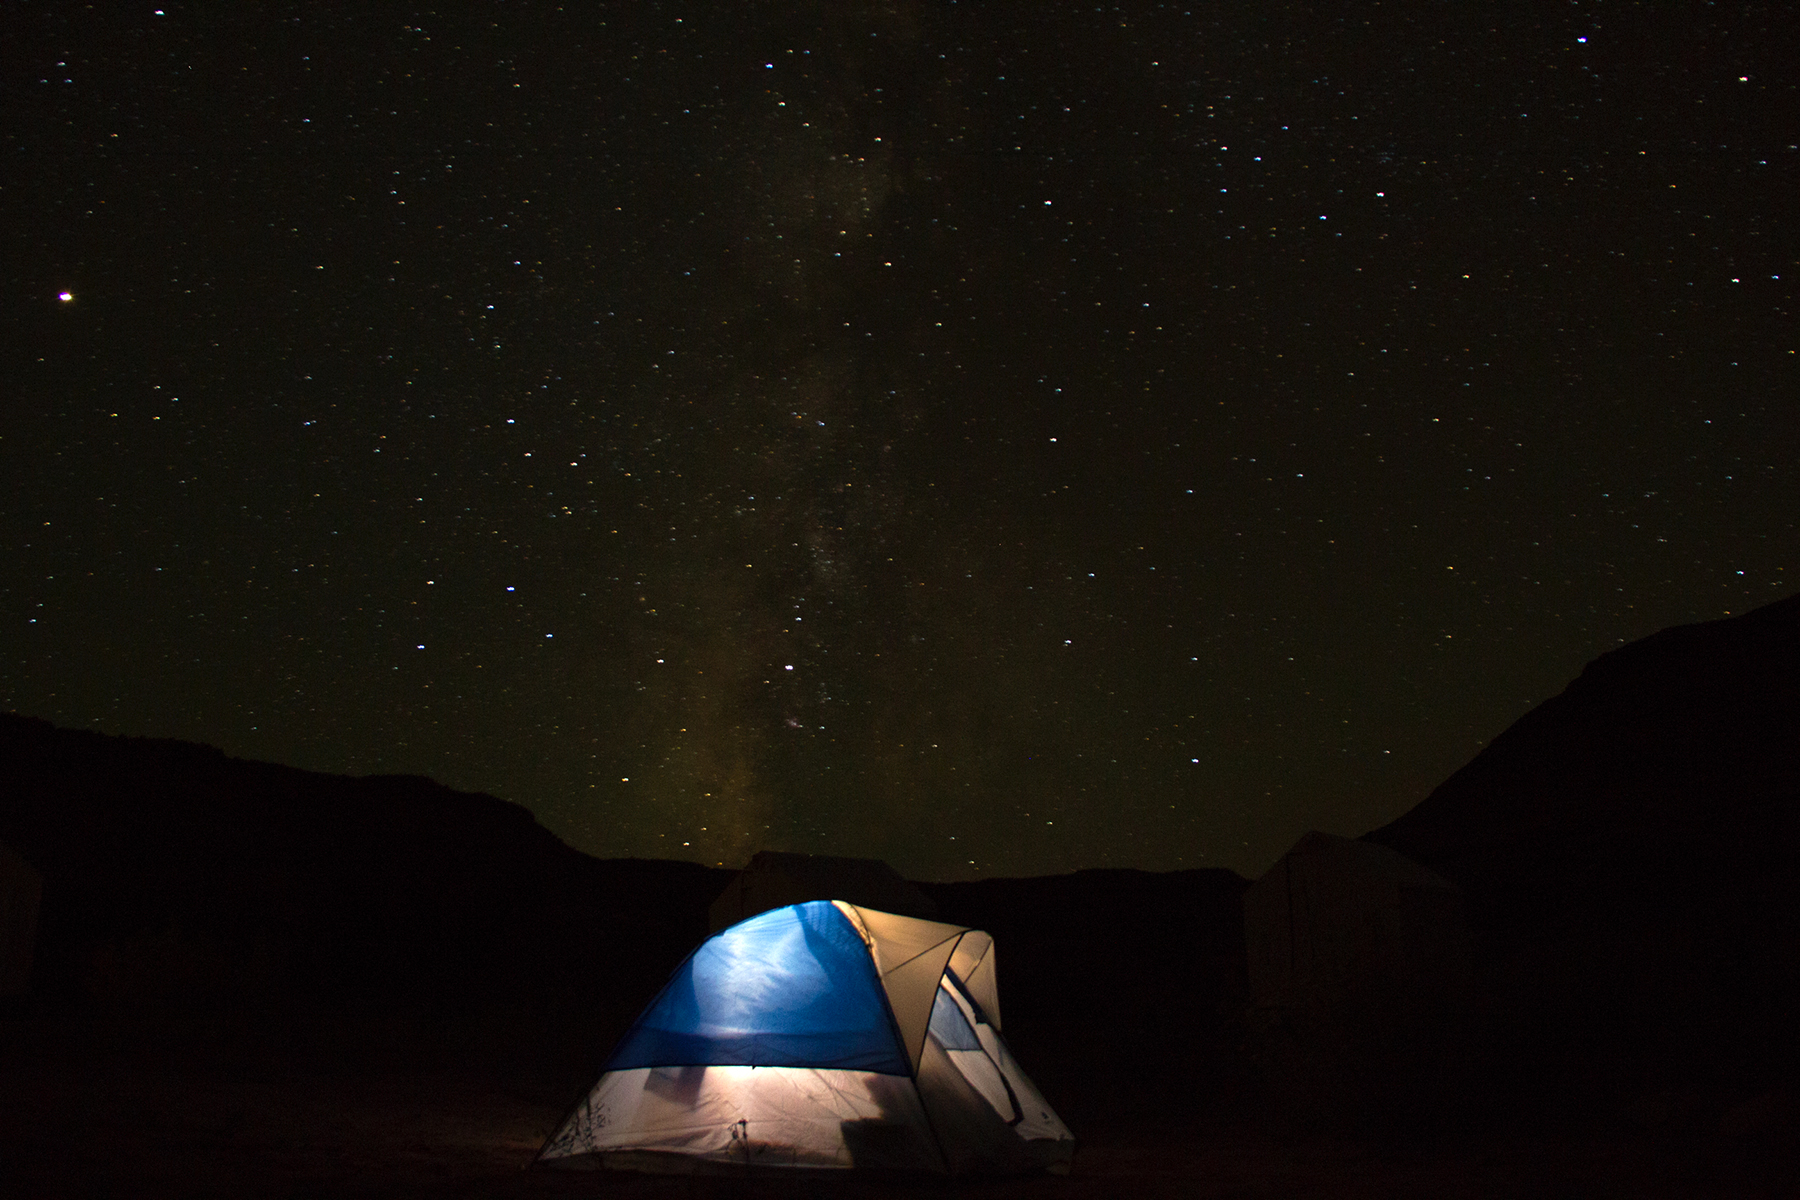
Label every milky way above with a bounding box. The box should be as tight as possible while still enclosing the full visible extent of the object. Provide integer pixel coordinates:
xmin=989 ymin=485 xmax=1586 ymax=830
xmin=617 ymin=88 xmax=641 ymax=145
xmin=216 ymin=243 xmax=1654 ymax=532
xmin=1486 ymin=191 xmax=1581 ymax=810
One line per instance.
xmin=2 ymin=3 xmax=1794 ymax=878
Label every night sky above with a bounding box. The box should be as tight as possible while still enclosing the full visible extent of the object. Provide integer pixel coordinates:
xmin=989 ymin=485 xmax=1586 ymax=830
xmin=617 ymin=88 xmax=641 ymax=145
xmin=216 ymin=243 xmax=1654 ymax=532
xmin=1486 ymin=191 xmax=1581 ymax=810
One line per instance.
xmin=4 ymin=2 xmax=1794 ymax=880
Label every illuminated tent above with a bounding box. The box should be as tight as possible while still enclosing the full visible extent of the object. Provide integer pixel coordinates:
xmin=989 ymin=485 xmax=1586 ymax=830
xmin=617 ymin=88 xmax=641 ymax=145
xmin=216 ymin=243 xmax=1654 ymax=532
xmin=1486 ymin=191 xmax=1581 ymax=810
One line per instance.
xmin=536 ymin=900 xmax=1074 ymax=1176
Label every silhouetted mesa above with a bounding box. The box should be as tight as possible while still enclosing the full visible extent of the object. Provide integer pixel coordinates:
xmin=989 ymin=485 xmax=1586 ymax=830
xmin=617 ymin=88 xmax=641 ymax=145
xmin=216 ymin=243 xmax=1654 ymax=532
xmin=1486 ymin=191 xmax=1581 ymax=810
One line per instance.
xmin=1365 ymin=595 xmax=1800 ymax=1103
xmin=0 ymin=713 xmax=729 ymax=1040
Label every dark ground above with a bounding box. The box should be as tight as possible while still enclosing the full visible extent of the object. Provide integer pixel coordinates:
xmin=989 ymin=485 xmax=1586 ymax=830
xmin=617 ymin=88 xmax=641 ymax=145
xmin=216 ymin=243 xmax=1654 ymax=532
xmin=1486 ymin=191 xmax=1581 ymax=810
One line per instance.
xmin=5 ymin=1007 xmax=1799 ymax=1199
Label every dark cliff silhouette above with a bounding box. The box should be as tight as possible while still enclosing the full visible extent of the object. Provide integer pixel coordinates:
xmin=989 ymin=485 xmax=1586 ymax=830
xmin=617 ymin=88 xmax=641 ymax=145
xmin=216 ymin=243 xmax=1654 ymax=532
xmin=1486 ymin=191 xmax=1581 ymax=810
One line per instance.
xmin=0 ymin=713 xmax=729 ymax=1075
xmin=1365 ymin=594 xmax=1800 ymax=1107
xmin=0 ymin=711 xmax=1249 ymax=1126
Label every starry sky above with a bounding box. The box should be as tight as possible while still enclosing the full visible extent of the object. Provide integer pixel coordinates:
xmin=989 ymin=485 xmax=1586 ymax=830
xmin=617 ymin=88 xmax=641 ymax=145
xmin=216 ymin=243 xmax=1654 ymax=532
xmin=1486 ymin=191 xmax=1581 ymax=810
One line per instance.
xmin=3 ymin=2 xmax=1794 ymax=880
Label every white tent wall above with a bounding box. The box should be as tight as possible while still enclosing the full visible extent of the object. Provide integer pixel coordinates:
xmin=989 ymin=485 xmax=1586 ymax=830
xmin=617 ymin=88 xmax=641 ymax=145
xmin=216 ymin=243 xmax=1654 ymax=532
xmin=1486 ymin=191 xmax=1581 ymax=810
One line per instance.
xmin=541 ymin=1039 xmax=1073 ymax=1177
xmin=0 ymin=840 xmax=43 ymax=998
xmin=540 ymin=1065 xmax=946 ymax=1173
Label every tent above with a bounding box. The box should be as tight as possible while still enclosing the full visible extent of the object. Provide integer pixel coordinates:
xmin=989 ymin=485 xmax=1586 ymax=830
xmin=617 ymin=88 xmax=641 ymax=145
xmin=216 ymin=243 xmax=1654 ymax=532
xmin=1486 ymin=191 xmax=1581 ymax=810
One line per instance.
xmin=537 ymin=900 xmax=1074 ymax=1176
xmin=707 ymin=850 xmax=937 ymax=933
xmin=1243 ymin=834 xmax=1475 ymax=1127
xmin=0 ymin=840 xmax=43 ymax=998
xmin=1244 ymin=831 xmax=1469 ymax=1015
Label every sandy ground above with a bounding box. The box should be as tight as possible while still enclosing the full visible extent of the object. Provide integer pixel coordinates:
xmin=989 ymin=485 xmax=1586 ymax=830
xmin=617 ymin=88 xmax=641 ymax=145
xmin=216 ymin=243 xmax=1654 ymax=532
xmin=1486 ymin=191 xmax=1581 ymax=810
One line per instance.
xmin=3 ymin=1019 xmax=1795 ymax=1199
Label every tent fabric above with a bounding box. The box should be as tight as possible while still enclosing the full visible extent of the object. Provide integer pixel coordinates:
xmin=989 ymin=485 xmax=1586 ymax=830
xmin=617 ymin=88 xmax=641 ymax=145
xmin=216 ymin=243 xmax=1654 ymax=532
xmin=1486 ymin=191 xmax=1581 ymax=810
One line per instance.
xmin=912 ymin=1015 xmax=1072 ymax=1176
xmin=948 ymin=928 xmax=1002 ymax=1031
xmin=539 ymin=1065 xmax=945 ymax=1172
xmin=604 ymin=901 xmax=910 ymax=1075
xmin=539 ymin=901 xmax=1074 ymax=1177
xmin=931 ymin=977 xmax=1012 ymax=1117
xmin=845 ymin=902 xmax=968 ymax=1072
xmin=1244 ymin=830 xmax=1469 ymax=1012
xmin=929 ymin=972 xmax=1067 ymax=1145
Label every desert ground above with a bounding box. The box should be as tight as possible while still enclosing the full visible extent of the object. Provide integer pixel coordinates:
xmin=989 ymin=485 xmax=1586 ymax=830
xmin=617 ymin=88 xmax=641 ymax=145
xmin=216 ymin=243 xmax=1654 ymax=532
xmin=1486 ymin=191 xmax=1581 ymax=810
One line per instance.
xmin=5 ymin=1009 xmax=1796 ymax=1199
